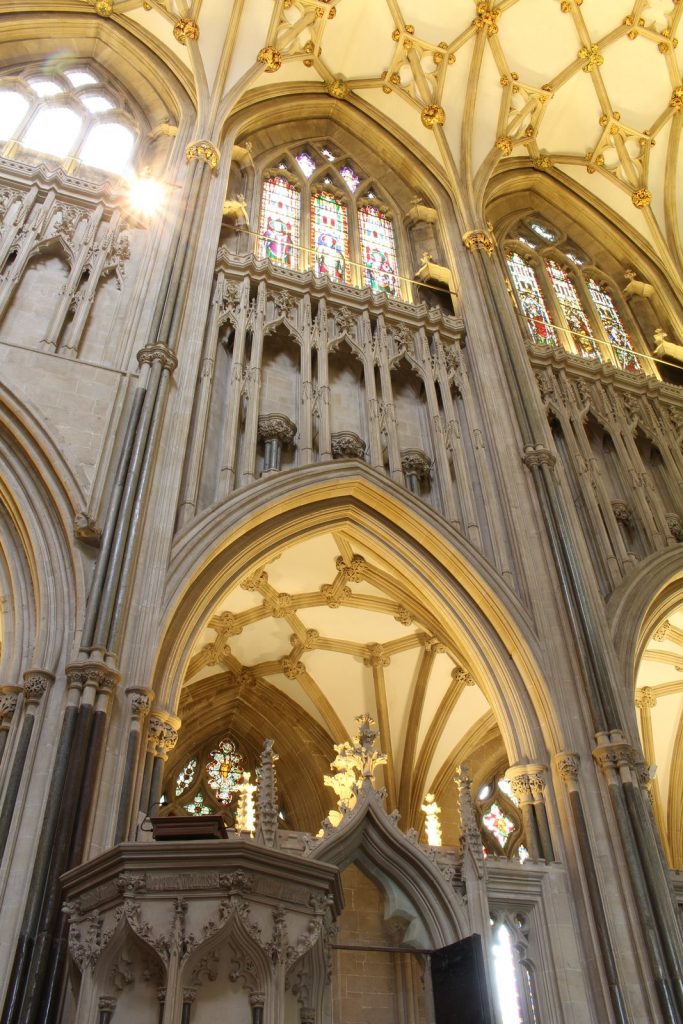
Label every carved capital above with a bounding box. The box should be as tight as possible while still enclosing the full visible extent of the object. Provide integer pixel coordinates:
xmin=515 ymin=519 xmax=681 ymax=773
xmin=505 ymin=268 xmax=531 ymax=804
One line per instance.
xmin=186 ymin=140 xmax=220 ymax=170
xmin=22 ymin=669 xmax=54 ymax=706
xmin=522 ymin=443 xmax=556 ymax=468
xmin=554 ymin=751 xmax=580 ymax=783
xmin=593 ymin=732 xmax=634 ymax=774
xmin=331 ymin=431 xmax=366 ymax=460
xmin=257 ymin=413 xmax=296 ymax=445
xmin=0 ymin=686 xmax=20 ymax=722
xmin=136 ymin=343 xmax=178 ymax=373
xmin=66 ymin=660 xmax=120 ymax=695
xmin=126 ymin=687 xmax=154 ymax=720
xmin=401 ymin=449 xmax=432 ymax=480
xmin=462 ymin=229 xmax=494 ymax=256
xmin=148 ymin=713 xmax=180 ymax=756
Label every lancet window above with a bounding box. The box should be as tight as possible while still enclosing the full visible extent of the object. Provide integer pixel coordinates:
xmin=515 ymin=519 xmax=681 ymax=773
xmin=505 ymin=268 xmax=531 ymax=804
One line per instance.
xmin=504 ymin=216 xmax=648 ymax=373
xmin=256 ymin=144 xmax=401 ymax=295
xmin=0 ymin=64 xmax=137 ymax=176
xmin=491 ymin=912 xmax=539 ymax=1024
xmin=166 ymin=735 xmax=250 ymax=825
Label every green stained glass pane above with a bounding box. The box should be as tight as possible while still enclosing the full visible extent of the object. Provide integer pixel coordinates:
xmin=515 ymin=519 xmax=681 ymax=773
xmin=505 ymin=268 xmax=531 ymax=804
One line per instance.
xmin=545 ymin=258 xmax=600 ymax=359
xmin=506 ymin=252 xmax=556 ymax=346
xmin=482 ymin=802 xmax=516 ymax=848
xmin=587 ymin=277 xmax=641 ymax=371
xmin=185 ymin=792 xmax=212 ymax=816
xmin=359 ymin=205 xmax=399 ymax=297
xmin=175 ymin=757 xmax=197 ymax=796
xmin=311 ymin=190 xmax=348 ymax=283
xmin=258 ymin=176 xmax=300 ymax=269
xmin=206 ymin=738 xmax=243 ymax=805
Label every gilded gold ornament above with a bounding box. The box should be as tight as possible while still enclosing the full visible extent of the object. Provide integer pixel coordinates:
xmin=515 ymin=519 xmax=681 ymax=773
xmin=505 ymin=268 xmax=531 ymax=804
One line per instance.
xmin=94 ymin=0 xmax=113 ymax=16
xmin=421 ymin=104 xmax=445 ymax=129
xmin=579 ymin=45 xmax=603 ymax=72
xmin=534 ymin=156 xmax=551 ymax=170
xmin=257 ymin=46 xmax=282 ymax=72
xmin=462 ymin=230 xmax=494 ymax=256
xmin=173 ymin=18 xmax=199 ymax=44
xmin=328 ymin=79 xmax=349 ymax=99
xmin=474 ymin=2 xmax=500 ymax=34
xmin=671 ymin=86 xmax=683 ymax=111
xmin=631 ymin=188 xmax=652 ymax=209
xmin=186 ymin=140 xmax=220 ymax=171
xmin=496 ymin=136 xmax=513 ymax=155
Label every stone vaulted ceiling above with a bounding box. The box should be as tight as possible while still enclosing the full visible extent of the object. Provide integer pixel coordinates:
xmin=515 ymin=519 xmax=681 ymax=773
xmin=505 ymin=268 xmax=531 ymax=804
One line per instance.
xmin=76 ymin=0 xmax=683 ymax=281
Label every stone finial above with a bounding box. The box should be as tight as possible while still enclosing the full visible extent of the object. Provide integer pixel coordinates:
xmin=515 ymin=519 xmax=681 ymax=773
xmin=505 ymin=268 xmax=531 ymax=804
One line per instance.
xmin=454 ymin=764 xmax=485 ymax=877
xmin=323 ymin=714 xmax=389 ymax=822
xmin=256 ymin=739 xmax=279 ymax=848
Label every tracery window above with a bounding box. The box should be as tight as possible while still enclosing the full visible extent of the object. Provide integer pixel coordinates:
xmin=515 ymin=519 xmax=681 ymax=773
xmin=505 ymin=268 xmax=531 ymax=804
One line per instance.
xmin=476 ymin=774 xmax=528 ymax=862
xmin=0 ymin=65 xmax=136 ymax=176
xmin=166 ymin=735 xmax=250 ymax=825
xmin=504 ymin=215 xmax=648 ymax=374
xmin=491 ymin=912 xmax=539 ymax=1024
xmin=255 ymin=143 xmax=402 ymax=296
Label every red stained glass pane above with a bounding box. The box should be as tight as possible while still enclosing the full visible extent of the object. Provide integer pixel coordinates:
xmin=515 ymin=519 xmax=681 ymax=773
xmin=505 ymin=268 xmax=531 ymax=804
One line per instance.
xmin=259 ymin=176 xmax=300 ymax=269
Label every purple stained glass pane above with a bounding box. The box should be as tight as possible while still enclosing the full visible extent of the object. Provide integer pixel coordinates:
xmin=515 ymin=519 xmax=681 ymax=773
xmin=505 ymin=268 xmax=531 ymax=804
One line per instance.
xmin=258 ymin=176 xmax=300 ymax=269
xmin=506 ymin=251 xmax=557 ymax=346
xmin=546 ymin=258 xmax=600 ymax=359
xmin=587 ymin=277 xmax=641 ymax=371
xmin=296 ymin=152 xmax=316 ymax=178
xmin=340 ymin=164 xmax=360 ymax=192
xmin=359 ymin=205 xmax=399 ymax=297
xmin=311 ymin=190 xmax=348 ymax=282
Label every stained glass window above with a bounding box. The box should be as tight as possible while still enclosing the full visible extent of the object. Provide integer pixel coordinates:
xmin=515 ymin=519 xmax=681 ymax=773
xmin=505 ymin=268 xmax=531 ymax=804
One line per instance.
xmin=296 ymin=151 xmax=316 ymax=178
xmin=340 ymin=165 xmax=360 ymax=192
xmin=175 ymin=757 xmax=197 ymax=796
xmin=320 ymin=145 xmax=336 ymax=161
xmin=311 ymin=190 xmax=349 ymax=282
xmin=506 ymin=252 xmax=557 ymax=347
xmin=482 ymin=803 xmax=516 ymax=848
xmin=206 ymin=737 xmax=244 ymax=804
xmin=546 ymin=259 xmax=600 ymax=359
xmin=587 ymin=277 xmax=641 ymax=371
xmin=359 ymin=205 xmax=399 ymax=297
xmin=185 ymin=793 xmax=212 ymax=816
xmin=530 ymin=221 xmax=557 ymax=242
xmin=259 ymin=176 xmax=300 ymax=269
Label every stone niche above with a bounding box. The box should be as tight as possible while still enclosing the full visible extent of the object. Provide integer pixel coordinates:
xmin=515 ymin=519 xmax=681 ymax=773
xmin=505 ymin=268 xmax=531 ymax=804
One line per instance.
xmin=62 ymin=840 xmax=342 ymax=1024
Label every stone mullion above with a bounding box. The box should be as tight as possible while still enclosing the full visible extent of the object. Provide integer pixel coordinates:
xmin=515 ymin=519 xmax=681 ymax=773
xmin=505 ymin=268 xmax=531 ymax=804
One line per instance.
xmin=61 ymin=211 xmax=122 ymax=358
xmin=217 ymin=275 xmax=251 ymax=498
xmin=316 ymin=299 xmax=331 ymax=461
xmin=0 ymin=685 xmax=20 ymax=768
xmin=635 ymin=688 xmax=670 ymax=862
xmin=0 ymin=187 xmax=51 ymax=322
xmin=375 ymin=315 xmax=403 ymax=484
xmin=457 ymin=356 xmax=513 ymax=583
xmin=242 ymin=281 xmax=266 ymax=486
xmin=417 ymin=328 xmax=459 ymax=526
xmin=299 ymin=294 xmax=314 ymax=466
xmin=361 ymin=313 xmax=383 ymax=470
xmin=434 ymin=343 xmax=480 ymax=546
xmin=593 ymin=733 xmax=683 ymax=1021
xmin=41 ymin=205 xmax=104 ymax=353
xmin=0 ymin=672 xmax=53 ymax=863
xmin=178 ymin=269 xmax=227 ymax=524
xmin=562 ymin=399 xmax=631 ymax=582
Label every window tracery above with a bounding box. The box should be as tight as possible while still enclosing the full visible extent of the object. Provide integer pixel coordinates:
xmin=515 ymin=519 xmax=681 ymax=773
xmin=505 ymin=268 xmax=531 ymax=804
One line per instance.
xmin=255 ymin=145 xmax=401 ymax=295
xmin=504 ymin=216 xmax=649 ymax=373
xmin=476 ymin=773 xmax=526 ymax=861
xmin=0 ymin=64 xmax=136 ymax=176
xmin=167 ymin=736 xmax=249 ymax=824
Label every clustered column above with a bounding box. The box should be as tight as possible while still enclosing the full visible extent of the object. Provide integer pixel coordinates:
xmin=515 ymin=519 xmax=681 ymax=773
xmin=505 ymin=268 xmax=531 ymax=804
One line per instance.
xmin=505 ymin=764 xmax=554 ymax=863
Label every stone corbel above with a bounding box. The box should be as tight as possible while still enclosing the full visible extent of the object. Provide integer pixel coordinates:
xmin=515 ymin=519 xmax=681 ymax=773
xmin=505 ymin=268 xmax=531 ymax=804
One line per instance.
xmin=73 ymin=511 xmax=101 ymax=547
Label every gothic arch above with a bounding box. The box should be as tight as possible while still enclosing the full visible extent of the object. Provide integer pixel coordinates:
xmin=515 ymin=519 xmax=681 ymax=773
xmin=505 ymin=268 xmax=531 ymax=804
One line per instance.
xmin=0 ymin=382 xmax=83 ymax=674
xmin=155 ymin=465 xmax=565 ymax=769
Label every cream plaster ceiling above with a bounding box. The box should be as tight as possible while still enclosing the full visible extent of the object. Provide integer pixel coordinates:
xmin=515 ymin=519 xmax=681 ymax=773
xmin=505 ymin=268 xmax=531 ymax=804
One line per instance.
xmin=635 ymin=606 xmax=683 ymax=849
xmin=78 ymin=0 xmax=683 ymax=279
xmin=183 ymin=530 xmax=491 ymax=823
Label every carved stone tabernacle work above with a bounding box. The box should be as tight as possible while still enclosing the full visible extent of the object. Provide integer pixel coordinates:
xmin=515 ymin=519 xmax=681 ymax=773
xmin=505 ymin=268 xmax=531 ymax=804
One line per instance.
xmin=462 ymin=230 xmax=495 ymax=256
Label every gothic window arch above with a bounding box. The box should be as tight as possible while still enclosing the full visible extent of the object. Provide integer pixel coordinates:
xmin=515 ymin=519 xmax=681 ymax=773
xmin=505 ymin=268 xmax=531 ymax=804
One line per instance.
xmin=476 ymin=772 xmax=528 ymax=862
xmin=166 ymin=735 xmax=252 ymax=826
xmin=0 ymin=63 xmax=138 ymax=176
xmin=490 ymin=911 xmax=540 ymax=1024
xmin=256 ymin=142 xmax=402 ymax=297
xmin=505 ymin=215 xmax=646 ymax=374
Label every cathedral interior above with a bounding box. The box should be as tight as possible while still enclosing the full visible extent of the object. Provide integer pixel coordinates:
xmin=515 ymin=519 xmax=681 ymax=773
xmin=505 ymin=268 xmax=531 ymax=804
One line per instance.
xmin=0 ymin=1 xmax=682 ymax=1022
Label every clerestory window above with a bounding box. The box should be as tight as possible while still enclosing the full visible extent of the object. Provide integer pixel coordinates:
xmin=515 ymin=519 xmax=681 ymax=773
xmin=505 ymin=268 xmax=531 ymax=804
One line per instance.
xmin=0 ymin=64 xmax=136 ymax=177
xmin=505 ymin=216 xmax=646 ymax=373
xmin=256 ymin=143 xmax=402 ymax=298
